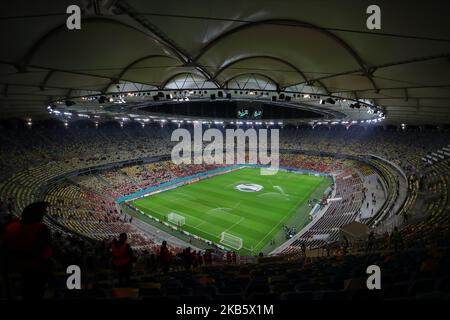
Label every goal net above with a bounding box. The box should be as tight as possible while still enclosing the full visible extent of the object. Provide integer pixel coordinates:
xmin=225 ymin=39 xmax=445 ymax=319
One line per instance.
xmin=167 ymin=212 xmax=185 ymax=226
xmin=220 ymin=232 xmax=243 ymax=250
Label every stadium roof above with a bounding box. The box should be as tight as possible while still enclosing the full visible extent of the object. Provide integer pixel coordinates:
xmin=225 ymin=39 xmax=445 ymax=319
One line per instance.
xmin=1 ymin=0 xmax=450 ymax=124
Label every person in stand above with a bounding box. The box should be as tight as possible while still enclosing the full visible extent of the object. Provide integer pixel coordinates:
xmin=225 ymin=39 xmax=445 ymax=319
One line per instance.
xmin=231 ymin=251 xmax=237 ymax=264
xmin=402 ymin=211 xmax=409 ymax=223
xmin=342 ymin=236 xmax=349 ymax=256
xmin=159 ymin=240 xmax=171 ymax=274
xmin=111 ymin=233 xmax=134 ymax=284
xmin=2 ymin=202 xmax=53 ymax=300
xmin=182 ymin=247 xmax=192 ymax=270
xmin=366 ymin=231 xmax=376 ymax=253
xmin=203 ymin=250 xmax=212 ymax=265
xmin=197 ymin=251 xmax=204 ymax=267
xmin=226 ymin=251 xmax=232 ymax=264
xmin=300 ymin=242 xmax=306 ymax=257
xmin=390 ymin=227 xmax=404 ymax=252
xmin=192 ymin=250 xmax=199 ymax=269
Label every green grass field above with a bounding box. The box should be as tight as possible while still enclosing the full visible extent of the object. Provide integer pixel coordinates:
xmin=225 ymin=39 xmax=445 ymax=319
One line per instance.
xmin=130 ymin=167 xmax=328 ymax=255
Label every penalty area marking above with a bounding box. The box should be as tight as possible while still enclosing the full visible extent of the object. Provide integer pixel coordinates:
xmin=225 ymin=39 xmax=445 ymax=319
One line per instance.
xmin=134 ymin=204 xmax=252 ymax=248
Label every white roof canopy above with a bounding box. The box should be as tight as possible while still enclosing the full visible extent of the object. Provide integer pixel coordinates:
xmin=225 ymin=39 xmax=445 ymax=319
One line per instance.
xmin=1 ymin=0 xmax=450 ymax=124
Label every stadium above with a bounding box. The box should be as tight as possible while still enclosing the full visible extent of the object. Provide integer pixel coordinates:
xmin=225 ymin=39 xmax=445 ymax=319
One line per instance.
xmin=0 ymin=0 xmax=449 ymax=305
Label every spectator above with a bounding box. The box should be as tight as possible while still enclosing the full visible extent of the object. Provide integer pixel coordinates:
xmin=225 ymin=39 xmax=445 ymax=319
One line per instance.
xmin=226 ymin=251 xmax=232 ymax=264
xmin=2 ymin=202 xmax=52 ymax=300
xmin=300 ymin=242 xmax=306 ymax=257
xmin=342 ymin=236 xmax=349 ymax=256
xmin=366 ymin=231 xmax=376 ymax=253
xmin=231 ymin=251 xmax=237 ymax=264
xmin=182 ymin=247 xmax=192 ymax=270
xmin=159 ymin=240 xmax=171 ymax=274
xmin=390 ymin=227 xmax=404 ymax=252
xmin=111 ymin=233 xmax=134 ymax=284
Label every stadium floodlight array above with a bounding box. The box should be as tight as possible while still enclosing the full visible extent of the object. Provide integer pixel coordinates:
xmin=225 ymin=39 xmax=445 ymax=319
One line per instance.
xmin=220 ymin=231 xmax=243 ymax=250
xmin=167 ymin=212 xmax=186 ymax=227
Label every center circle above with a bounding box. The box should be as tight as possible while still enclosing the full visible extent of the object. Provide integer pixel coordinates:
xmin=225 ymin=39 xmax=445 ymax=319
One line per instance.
xmin=235 ymin=183 xmax=264 ymax=192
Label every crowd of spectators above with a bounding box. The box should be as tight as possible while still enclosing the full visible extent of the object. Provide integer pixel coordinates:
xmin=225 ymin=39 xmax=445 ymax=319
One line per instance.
xmin=0 ymin=121 xmax=448 ymax=299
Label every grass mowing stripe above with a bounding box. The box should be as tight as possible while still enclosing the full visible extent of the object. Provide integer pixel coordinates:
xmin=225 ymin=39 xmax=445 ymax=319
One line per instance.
xmin=130 ymin=168 xmax=330 ymax=255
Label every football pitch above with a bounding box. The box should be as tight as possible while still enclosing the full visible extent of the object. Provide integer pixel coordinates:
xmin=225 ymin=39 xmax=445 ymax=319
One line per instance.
xmin=130 ymin=167 xmax=329 ymax=255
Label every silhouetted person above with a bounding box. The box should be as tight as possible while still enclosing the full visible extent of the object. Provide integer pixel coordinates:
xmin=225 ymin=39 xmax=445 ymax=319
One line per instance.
xmin=257 ymin=252 xmax=264 ymax=262
xmin=226 ymin=251 xmax=233 ymax=263
xmin=203 ymin=250 xmax=212 ymax=265
xmin=197 ymin=251 xmax=204 ymax=267
xmin=325 ymin=243 xmax=331 ymax=256
xmin=111 ymin=233 xmax=134 ymax=284
xmin=159 ymin=241 xmax=171 ymax=274
xmin=231 ymin=251 xmax=237 ymax=264
xmin=366 ymin=231 xmax=376 ymax=253
xmin=342 ymin=236 xmax=349 ymax=256
xmin=390 ymin=227 xmax=404 ymax=252
xmin=3 ymin=202 xmax=52 ymax=300
xmin=192 ymin=250 xmax=199 ymax=268
xmin=300 ymin=242 xmax=306 ymax=257
xmin=182 ymin=247 xmax=192 ymax=270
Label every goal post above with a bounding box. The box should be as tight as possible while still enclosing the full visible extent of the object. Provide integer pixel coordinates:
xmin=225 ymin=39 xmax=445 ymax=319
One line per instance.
xmin=167 ymin=212 xmax=185 ymax=227
xmin=220 ymin=232 xmax=243 ymax=250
